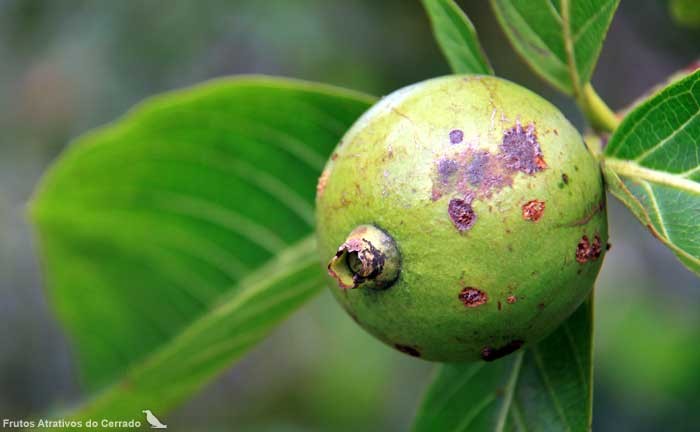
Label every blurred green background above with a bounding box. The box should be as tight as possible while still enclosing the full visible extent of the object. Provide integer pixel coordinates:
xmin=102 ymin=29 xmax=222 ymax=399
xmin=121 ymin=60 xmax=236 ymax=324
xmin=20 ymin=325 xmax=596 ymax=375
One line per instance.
xmin=0 ymin=1 xmax=699 ymax=430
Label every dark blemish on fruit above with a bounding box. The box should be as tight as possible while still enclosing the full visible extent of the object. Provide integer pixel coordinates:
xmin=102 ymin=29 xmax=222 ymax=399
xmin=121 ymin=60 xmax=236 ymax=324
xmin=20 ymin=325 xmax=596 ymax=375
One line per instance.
xmin=522 ymin=200 xmax=545 ymax=222
xmin=466 ymin=151 xmax=491 ymax=185
xmin=394 ymin=344 xmax=421 ymax=357
xmin=576 ymin=236 xmax=590 ymax=263
xmin=331 ymin=152 xmax=339 ymax=160
xmin=553 ymin=129 xmax=559 ymax=136
xmin=497 ymin=301 xmax=502 ymax=310
xmin=562 ymin=173 xmax=569 ymax=184
xmin=591 ymin=235 xmax=602 ymax=258
xmin=437 ymin=158 xmax=459 ymax=185
xmin=481 ymin=340 xmax=524 ymax=361
xmin=576 ymin=234 xmax=603 ymax=264
xmin=449 ymin=198 xmax=477 ymax=232
xmin=507 ymin=296 xmax=517 ymax=304
xmin=606 ymin=242 xmax=612 ymax=251
xmin=449 ymin=129 xmax=464 ymax=144
xmin=500 ymin=122 xmax=547 ymax=174
xmin=431 ymin=121 xmax=545 ymax=211
xmin=459 ymin=287 xmax=488 ymax=307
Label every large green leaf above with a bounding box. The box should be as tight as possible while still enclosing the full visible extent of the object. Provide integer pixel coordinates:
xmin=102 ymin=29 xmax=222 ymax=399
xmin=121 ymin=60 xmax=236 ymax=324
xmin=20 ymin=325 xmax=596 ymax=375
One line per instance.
xmin=490 ymin=0 xmax=619 ymax=95
xmin=30 ymin=76 xmax=374 ymax=417
xmin=422 ymin=0 xmax=494 ymax=75
xmin=413 ymin=299 xmax=593 ymax=432
xmin=39 ymin=238 xmax=322 ymax=430
xmin=603 ymin=70 xmax=700 ymax=274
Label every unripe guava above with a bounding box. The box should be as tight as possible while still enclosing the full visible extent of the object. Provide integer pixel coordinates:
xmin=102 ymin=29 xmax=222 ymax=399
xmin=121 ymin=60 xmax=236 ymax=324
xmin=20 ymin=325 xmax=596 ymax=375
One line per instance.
xmin=315 ymin=75 xmax=607 ymax=362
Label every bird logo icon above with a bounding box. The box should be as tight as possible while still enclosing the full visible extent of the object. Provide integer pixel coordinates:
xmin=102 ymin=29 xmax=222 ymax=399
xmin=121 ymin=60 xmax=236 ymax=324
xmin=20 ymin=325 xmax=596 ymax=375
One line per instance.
xmin=142 ymin=410 xmax=168 ymax=429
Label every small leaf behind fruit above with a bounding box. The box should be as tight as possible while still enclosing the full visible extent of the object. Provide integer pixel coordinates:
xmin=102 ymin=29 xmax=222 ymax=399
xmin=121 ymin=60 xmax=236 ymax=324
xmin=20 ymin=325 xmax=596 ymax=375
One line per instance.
xmin=30 ymin=76 xmax=374 ymax=418
xmin=422 ymin=0 xmax=494 ymax=75
xmin=604 ymin=70 xmax=700 ymax=275
xmin=490 ymin=0 xmax=619 ymax=95
xmin=413 ymin=299 xmax=593 ymax=432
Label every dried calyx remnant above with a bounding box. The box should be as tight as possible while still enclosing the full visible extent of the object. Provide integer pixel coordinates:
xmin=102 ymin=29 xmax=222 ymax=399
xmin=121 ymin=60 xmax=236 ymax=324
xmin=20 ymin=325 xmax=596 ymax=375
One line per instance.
xmin=328 ymin=225 xmax=401 ymax=290
xmin=434 ymin=121 xmax=547 ymax=232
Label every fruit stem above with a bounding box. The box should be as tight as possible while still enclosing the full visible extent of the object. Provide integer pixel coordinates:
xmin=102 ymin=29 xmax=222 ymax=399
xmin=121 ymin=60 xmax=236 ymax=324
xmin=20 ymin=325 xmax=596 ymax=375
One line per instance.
xmin=578 ymin=84 xmax=620 ymax=134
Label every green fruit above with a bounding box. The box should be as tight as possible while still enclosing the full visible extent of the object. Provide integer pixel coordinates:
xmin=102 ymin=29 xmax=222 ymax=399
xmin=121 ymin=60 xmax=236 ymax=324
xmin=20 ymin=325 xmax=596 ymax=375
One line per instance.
xmin=315 ymin=75 xmax=607 ymax=362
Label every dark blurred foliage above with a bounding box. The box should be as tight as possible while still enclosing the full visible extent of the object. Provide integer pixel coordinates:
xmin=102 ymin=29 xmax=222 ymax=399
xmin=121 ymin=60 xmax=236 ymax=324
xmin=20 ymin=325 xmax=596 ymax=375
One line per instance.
xmin=0 ymin=1 xmax=698 ymax=430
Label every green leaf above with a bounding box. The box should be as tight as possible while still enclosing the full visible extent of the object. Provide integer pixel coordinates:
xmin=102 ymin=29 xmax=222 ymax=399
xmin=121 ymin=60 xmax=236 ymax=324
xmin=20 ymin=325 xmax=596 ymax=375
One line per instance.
xmin=490 ymin=0 xmax=619 ymax=95
xmin=30 ymin=76 xmax=374 ymax=413
xmin=413 ymin=299 xmax=593 ymax=432
xmin=422 ymin=0 xmax=494 ymax=75
xmin=47 ymin=238 xmax=323 ymax=429
xmin=603 ymin=70 xmax=700 ymax=275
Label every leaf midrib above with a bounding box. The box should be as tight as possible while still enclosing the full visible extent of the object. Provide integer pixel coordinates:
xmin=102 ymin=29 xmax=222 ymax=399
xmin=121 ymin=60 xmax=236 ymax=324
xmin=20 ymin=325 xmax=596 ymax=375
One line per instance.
xmin=495 ymin=351 xmax=524 ymax=432
xmin=604 ymin=158 xmax=700 ymax=195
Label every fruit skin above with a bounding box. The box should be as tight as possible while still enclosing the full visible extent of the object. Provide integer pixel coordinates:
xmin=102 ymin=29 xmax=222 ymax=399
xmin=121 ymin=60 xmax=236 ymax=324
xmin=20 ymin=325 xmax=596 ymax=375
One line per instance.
xmin=315 ymin=75 xmax=607 ymax=362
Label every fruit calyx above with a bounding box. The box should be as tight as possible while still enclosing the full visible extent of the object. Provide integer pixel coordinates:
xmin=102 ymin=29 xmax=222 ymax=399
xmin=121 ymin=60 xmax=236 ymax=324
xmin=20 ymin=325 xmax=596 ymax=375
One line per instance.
xmin=327 ymin=225 xmax=400 ymax=290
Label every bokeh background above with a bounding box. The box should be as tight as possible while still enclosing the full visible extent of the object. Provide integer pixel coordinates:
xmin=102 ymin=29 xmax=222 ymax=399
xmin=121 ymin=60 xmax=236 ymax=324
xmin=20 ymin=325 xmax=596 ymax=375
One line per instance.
xmin=1 ymin=1 xmax=699 ymax=430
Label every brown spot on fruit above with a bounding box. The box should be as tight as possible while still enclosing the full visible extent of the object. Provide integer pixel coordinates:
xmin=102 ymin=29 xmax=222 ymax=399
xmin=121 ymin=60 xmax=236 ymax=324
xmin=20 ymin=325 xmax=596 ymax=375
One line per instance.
xmin=562 ymin=173 xmax=569 ymax=184
xmin=500 ymin=122 xmax=546 ymax=175
xmin=507 ymin=295 xmax=517 ymax=304
xmin=576 ymin=236 xmax=590 ymax=263
xmin=394 ymin=344 xmax=421 ymax=357
xmin=497 ymin=301 xmax=502 ymax=310
xmin=606 ymin=242 xmax=612 ymax=251
xmin=459 ymin=287 xmax=488 ymax=307
xmin=576 ymin=234 xmax=603 ymax=264
xmin=535 ymin=154 xmax=548 ymax=170
xmin=449 ymin=129 xmax=464 ymax=144
xmin=481 ymin=340 xmax=524 ymax=361
xmin=316 ymin=168 xmax=330 ymax=198
xmin=522 ymin=200 xmax=545 ymax=222
xmin=591 ymin=235 xmax=602 ymax=259
xmin=449 ymin=198 xmax=477 ymax=232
